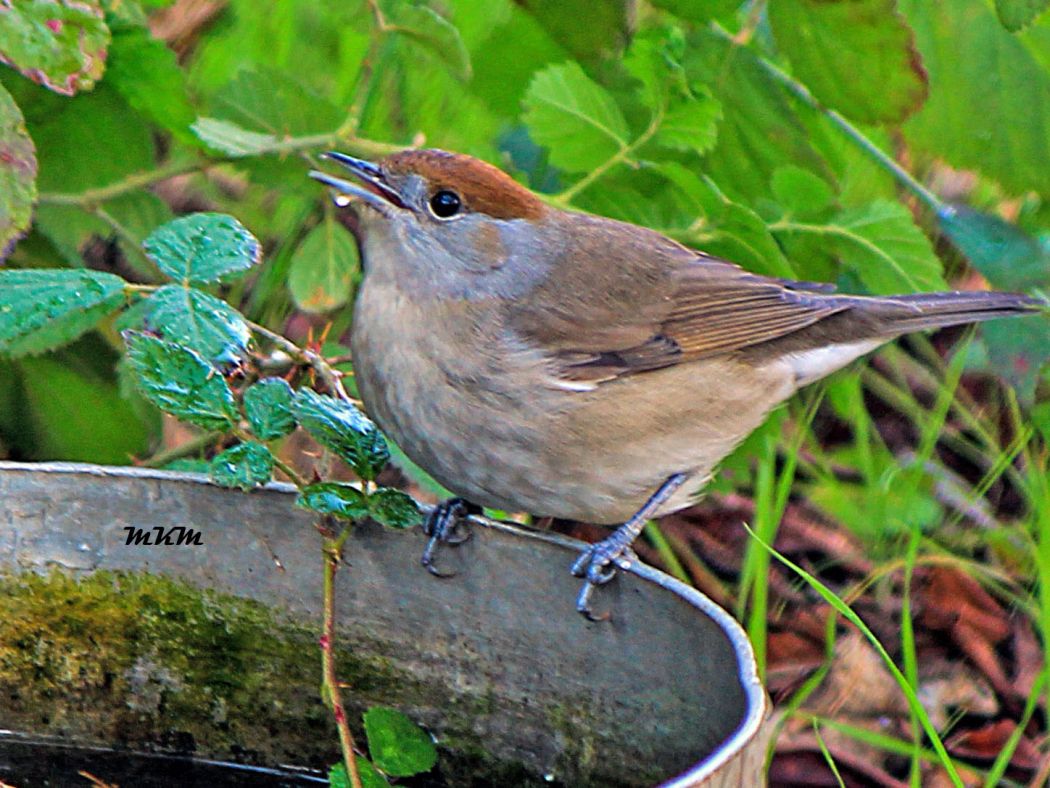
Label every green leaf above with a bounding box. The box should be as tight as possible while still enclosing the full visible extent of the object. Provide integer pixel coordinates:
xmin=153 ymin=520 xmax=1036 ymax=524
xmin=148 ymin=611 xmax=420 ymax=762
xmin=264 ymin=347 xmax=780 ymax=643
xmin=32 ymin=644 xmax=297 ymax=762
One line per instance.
xmin=0 ymin=0 xmax=110 ymax=95
xmin=191 ymin=117 xmax=279 ymax=157
xmin=369 ymin=488 xmax=421 ymax=530
xmin=106 ymin=26 xmax=196 ymax=144
xmin=143 ymin=286 xmax=251 ymax=365
xmin=384 ymin=3 xmax=472 ymax=81
xmin=901 ymin=0 xmax=1050 ymax=197
xmin=209 ymin=441 xmax=274 ymax=490
xmin=287 ymin=218 xmax=359 ymax=314
xmin=328 ymin=760 xmax=389 ymax=788
xmin=969 ymin=316 xmax=1050 ymax=403
xmin=654 ymin=88 xmax=722 ymax=156
xmin=996 ymin=0 xmax=1050 ymax=30
xmin=293 ymin=388 xmax=390 ymax=480
xmin=771 ymin=165 xmax=836 ymax=220
xmin=769 ymin=0 xmax=927 ymax=125
xmin=515 ymin=0 xmax=631 ymax=61
xmin=0 ymin=269 xmax=126 ymax=358
xmin=937 ymin=205 xmax=1050 ymax=292
xmin=244 ymin=378 xmax=296 ymax=440
xmin=648 ymin=0 xmax=740 ymax=23
xmin=296 ymin=482 xmax=369 ymax=520
xmin=363 ymin=707 xmax=438 ymax=778
xmin=0 ymin=83 xmax=37 ymax=260
xmin=523 ymin=62 xmax=630 ymax=172
xmin=208 ymin=68 xmax=343 ymax=138
xmin=123 ymin=330 xmax=238 ymax=430
xmin=144 ymin=213 xmax=261 ymax=285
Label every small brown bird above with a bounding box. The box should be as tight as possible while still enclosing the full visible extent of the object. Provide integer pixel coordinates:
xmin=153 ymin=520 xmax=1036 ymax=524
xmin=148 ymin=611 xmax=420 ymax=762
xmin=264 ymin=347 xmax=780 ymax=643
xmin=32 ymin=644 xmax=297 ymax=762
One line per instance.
xmin=310 ymin=149 xmax=1042 ymax=619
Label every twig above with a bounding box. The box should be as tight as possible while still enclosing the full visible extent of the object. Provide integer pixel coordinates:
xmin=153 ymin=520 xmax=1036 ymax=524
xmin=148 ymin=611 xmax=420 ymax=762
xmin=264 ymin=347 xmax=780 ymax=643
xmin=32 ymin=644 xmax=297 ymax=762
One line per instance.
xmin=140 ymin=430 xmax=222 ymax=468
xmin=246 ymin=320 xmax=355 ymax=403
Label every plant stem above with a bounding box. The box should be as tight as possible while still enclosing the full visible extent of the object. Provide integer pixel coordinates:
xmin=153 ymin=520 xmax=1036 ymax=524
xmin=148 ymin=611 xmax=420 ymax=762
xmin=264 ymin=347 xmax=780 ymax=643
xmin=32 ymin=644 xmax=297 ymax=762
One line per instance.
xmin=140 ymin=429 xmax=222 ymax=468
xmin=321 ymin=535 xmax=364 ymax=788
xmin=246 ymin=320 xmax=355 ymax=403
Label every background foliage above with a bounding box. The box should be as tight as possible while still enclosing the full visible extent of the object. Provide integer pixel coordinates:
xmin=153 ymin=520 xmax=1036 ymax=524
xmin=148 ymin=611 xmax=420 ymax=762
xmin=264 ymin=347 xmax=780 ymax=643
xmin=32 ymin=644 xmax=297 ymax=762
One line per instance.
xmin=2 ymin=0 xmax=1050 ymax=783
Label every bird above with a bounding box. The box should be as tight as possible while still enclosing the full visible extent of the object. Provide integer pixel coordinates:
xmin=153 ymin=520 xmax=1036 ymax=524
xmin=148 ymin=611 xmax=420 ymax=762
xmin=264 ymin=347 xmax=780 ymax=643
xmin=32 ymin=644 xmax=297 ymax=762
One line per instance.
xmin=309 ymin=148 xmax=1043 ymax=619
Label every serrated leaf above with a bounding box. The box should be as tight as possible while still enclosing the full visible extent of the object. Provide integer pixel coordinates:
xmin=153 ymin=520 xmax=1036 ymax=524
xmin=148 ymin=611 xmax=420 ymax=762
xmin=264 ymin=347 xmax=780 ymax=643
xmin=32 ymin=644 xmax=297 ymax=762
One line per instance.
xmin=287 ymin=218 xmax=359 ymax=314
xmin=901 ymin=0 xmax=1050 ymax=197
xmin=293 ymin=388 xmax=390 ymax=480
xmin=996 ymin=0 xmax=1049 ymax=30
xmin=191 ymin=117 xmax=279 ymax=157
xmin=143 ymin=285 xmax=251 ymax=364
xmin=244 ymin=378 xmax=296 ymax=440
xmin=937 ymin=204 xmax=1050 ymax=292
xmin=384 ymin=3 xmax=471 ymax=81
xmin=123 ymin=330 xmax=238 ymax=430
xmin=209 ymin=441 xmax=274 ymax=490
xmin=0 ymin=0 xmax=110 ymax=95
xmin=363 ymin=707 xmax=437 ymax=777
xmin=0 ymin=269 xmax=126 ymax=358
xmin=523 ymin=62 xmax=630 ymax=173
xmin=369 ymin=488 xmax=421 ymax=530
xmin=328 ymin=760 xmax=389 ymax=788
xmin=654 ymin=89 xmax=722 ymax=156
xmin=516 ymin=0 xmax=631 ymax=62
xmin=144 ymin=213 xmax=261 ymax=285
xmin=769 ymin=0 xmax=927 ymax=125
xmin=106 ymin=26 xmax=196 ymax=143
xmin=296 ymin=482 xmax=369 ymax=520
xmin=0 ymin=83 xmax=36 ymax=260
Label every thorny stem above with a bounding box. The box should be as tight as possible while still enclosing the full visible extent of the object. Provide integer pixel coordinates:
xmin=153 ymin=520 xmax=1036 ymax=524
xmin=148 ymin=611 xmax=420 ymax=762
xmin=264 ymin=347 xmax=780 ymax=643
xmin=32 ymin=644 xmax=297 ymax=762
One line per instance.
xmin=245 ymin=320 xmax=356 ymax=403
xmin=322 ymin=532 xmax=364 ymax=788
xmin=140 ymin=429 xmax=222 ymax=468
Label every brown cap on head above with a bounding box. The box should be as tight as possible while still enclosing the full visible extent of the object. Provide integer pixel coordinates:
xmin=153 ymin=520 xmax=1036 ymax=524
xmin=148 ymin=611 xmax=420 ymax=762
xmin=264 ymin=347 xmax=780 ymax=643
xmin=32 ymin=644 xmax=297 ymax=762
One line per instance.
xmin=382 ymin=149 xmax=546 ymax=221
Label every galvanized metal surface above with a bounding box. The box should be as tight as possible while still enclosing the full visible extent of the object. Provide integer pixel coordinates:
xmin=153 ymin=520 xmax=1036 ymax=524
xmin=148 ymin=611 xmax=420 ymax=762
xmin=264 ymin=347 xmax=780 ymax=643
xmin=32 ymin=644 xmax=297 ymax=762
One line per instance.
xmin=0 ymin=462 xmax=767 ymax=786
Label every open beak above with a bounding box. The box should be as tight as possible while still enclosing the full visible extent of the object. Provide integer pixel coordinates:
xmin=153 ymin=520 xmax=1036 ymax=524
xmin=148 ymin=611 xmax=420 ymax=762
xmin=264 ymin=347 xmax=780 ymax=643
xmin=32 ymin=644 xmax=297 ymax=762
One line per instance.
xmin=308 ymin=152 xmax=406 ymax=211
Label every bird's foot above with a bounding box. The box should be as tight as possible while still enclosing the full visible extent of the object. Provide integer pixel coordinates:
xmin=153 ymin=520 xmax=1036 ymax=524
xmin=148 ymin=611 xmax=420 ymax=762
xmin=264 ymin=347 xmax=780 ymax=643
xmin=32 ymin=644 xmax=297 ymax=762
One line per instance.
xmin=421 ymin=497 xmax=476 ymax=577
xmin=571 ymin=533 xmax=640 ymax=622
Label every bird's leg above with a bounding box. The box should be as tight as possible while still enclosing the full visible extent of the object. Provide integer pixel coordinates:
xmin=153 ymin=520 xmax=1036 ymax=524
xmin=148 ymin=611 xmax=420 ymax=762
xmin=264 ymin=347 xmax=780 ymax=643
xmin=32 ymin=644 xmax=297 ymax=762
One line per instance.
xmin=571 ymin=473 xmax=688 ymax=621
xmin=421 ymin=497 xmax=477 ymax=577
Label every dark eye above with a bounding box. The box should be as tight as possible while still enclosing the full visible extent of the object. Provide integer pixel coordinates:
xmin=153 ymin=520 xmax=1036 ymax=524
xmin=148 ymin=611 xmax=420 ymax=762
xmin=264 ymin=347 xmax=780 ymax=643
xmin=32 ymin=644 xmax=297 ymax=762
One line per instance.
xmin=429 ymin=190 xmax=462 ymax=219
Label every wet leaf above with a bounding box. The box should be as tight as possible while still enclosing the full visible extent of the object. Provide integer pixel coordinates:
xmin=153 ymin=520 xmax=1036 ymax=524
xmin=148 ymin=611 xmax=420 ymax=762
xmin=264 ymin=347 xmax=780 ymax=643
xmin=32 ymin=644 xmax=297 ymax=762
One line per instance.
xmin=936 ymin=204 xmax=1050 ymax=292
xmin=293 ymin=388 xmax=389 ymax=480
xmin=0 ymin=83 xmax=37 ymax=261
xmin=209 ymin=441 xmax=274 ymax=490
xmin=0 ymin=269 xmax=126 ymax=358
xmin=191 ymin=117 xmax=279 ymax=157
xmin=296 ymin=482 xmax=369 ymax=520
xmin=523 ymin=61 xmax=630 ymax=173
xmin=769 ymin=0 xmax=927 ymax=125
xmin=123 ymin=330 xmax=238 ymax=430
xmin=363 ymin=707 xmax=437 ymax=777
xmin=329 ymin=760 xmax=389 ymax=788
xmin=287 ymin=218 xmax=359 ymax=314
xmin=243 ymin=378 xmax=296 ymax=440
xmin=144 ymin=285 xmax=251 ymax=364
xmin=995 ymin=0 xmax=1049 ymax=30
xmin=368 ymin=488 xmax=421 ymax=530
xmin=144 ymin=213 xmax=261 ymax=285
xmin=383 ymin=2 xmax=471 ymax=81
xmin=0 ymin=0 xmax=110 ymax=95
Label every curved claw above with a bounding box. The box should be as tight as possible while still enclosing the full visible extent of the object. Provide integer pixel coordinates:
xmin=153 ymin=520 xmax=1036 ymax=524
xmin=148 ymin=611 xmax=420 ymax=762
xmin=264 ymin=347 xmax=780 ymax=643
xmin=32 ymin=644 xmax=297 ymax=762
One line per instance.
xmin=419 ymin=498 xmax=475 ymax=578
xmin=575 ymin=580 xmax=611 ymax=622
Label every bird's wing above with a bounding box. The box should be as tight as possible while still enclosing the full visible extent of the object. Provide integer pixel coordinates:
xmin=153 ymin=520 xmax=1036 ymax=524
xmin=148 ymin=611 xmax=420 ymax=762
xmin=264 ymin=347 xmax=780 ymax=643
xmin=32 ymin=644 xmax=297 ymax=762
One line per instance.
xmin=508 ymin=222 xmax=849 ymax=384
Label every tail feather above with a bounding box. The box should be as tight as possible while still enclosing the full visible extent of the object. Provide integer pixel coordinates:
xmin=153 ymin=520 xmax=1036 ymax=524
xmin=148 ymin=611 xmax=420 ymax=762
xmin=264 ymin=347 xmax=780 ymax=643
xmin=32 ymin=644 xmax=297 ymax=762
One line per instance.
xmin=856 ymin=290 xmax=1044 ymax=336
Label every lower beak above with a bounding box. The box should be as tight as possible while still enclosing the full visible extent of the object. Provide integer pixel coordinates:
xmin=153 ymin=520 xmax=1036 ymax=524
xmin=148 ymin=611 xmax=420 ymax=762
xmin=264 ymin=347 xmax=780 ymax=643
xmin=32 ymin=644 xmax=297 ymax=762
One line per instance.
xmin=308 ymin=152 xmax=406 ymax=210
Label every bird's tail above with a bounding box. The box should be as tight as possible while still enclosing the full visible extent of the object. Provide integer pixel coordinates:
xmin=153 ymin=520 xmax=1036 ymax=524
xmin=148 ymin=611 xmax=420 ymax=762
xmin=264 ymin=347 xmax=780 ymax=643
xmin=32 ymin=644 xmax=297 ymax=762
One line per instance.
xmin=856 ymin=290 xmax=1044 ymax=336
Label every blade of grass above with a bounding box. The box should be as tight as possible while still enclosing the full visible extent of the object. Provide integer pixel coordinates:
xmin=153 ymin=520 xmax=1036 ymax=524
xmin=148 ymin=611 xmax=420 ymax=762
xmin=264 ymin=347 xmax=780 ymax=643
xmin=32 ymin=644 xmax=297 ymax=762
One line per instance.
xmin=813 ymin=720 xmax=846 ymax=788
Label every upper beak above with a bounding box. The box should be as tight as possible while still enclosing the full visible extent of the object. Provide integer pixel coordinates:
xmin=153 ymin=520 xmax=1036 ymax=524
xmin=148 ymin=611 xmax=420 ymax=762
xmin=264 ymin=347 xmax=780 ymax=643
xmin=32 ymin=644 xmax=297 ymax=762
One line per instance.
xmin=308 ymin=152 xmax=406 ymax=210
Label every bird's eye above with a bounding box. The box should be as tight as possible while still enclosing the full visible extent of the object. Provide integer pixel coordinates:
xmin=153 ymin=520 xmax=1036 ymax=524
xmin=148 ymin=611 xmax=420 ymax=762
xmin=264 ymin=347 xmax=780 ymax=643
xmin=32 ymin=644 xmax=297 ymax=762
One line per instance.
xmin=429 ymin=190 xmax=462 ymax=219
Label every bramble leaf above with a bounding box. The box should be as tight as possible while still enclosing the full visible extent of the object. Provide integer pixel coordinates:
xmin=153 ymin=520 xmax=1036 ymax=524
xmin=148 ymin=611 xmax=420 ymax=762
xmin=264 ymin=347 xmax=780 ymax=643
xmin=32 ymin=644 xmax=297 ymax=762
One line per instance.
xmin=0 ymin=83 xmax=37 ymax=260
xmin=144 ymin=285 xmax=251 ymax=364
xmin=143 ymin=213 xmax=261 ymax=285
xmin=363 ymin=707 xmax=437 ymax=777
xmin=995 ymin=0 xmax=1050 ymax=30
xmin=296 ymin=482 xmax=369 ymax=520
xmin=293 ymin=388 xmax=390 ymax=480
xmin=191 ymin=117 xmax=279 ymax=157
xmin=244 ymin=378 xmax=296 ymax=440
xmin=209 ymin=441 xmax=274 ymax=490
xmin=369 ymin=488 xmax=421 ymax=530
xmin=384 ymin=3 xmax=471 ymax=80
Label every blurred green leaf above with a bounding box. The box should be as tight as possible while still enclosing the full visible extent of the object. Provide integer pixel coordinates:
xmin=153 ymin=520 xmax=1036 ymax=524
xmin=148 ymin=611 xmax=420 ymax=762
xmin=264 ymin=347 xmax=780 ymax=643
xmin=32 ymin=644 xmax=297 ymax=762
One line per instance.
xmin=0 ymin=269 xmax=126 ymax=358
xmin=515 ymin=0 xmax=631 ymax=61
xmin=144 ymin=285 xmax=251 ymax=364
xmin=901 ymin=0 xmax=1050 ymax=197
xmin=383 ymin=2 xmax=472 ymax=80
xmin=144 ymin=213 xmax=261 ymax=285
xmin=369 ymin=488 xmax=421 ymax=529
xmin=0 ymin=0 xmax=110 ymax=95
xmin=996 ymin=0 xmax=1050 ymax=31
xmin=123 ymin=330 xmax=238 ymax=430
xmin=363 ymin=707 xmax=437 ymax=777
xmin=191 ymin=117 xmax=280 ymax=157
xmin=523 ymin=61 xmax=630 ymax=172
xmin=654 ymin=87 xmax=722 ymax=156
xmin=937 ymin=204 xmax=1050 ymax=292
xmin=328 ymin=760 xmax=389 ymax=788
xmin=287 ymin=218 xmax=359 ymax=314
xmin=771 ymin=165 xmax=836 ymax=220
xmin=0 ymin=83 xmax=37 ymax=260
xmin=209 ymin=441 xmax=274 ymax=490
xmin=769 ymin=0 xmax=927 ymax=125
xmin=970 ymin=316 xmax=1050 ymax=403
xmin=293 ymin=388 xmax=390 ymax=480
xmin=296 ymin=482 xmax=369 ymax=520
xmin=209 ymin=67 xmax=343 ymax=137
xmin=106 ymin=26 xmax=196 ymax=143
xmin=244 ymin=377 xmax=296 ymax=440
xmin=648 ymin=0 xmax=740 ymax=23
